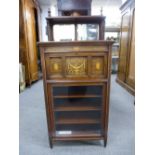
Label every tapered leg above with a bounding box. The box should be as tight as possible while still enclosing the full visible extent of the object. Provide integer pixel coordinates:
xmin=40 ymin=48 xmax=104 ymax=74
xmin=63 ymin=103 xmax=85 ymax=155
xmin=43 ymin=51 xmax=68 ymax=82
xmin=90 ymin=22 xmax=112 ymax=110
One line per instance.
xmin=104 ymin=137 xmax=107 ymax=147
xmin=49 ymin=138 xmax=53 ymax=148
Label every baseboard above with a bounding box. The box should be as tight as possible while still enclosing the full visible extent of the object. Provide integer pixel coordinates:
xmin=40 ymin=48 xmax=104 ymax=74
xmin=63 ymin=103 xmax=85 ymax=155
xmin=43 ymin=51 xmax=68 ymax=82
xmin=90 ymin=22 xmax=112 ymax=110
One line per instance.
xmin=116 ymin=78 xmax=135 ymax=96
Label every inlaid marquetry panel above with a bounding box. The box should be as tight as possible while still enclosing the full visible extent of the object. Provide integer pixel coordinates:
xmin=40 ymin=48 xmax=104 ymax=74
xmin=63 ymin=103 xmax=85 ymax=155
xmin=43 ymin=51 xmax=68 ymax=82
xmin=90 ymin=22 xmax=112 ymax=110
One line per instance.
xmin=91 ymin=57 xmax=105 ymax=77
xmin=66 ymin=57 xmax=87 ymax=77
xmin=46 ymin=57 xmax=63 ymax=78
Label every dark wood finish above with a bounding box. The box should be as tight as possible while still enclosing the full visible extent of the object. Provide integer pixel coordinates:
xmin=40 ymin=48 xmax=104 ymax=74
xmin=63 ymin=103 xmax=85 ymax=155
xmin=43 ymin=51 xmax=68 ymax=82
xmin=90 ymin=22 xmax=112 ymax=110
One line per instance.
xmin=117 ymin=0 xmax=135 ymax=95
xmin=38 ymin=41 xmax=113 ymax=148
xmin=56 ymin=118 xmax=100 ymax=124
xmin=46 ymin=16 xmax=105 ymax=24
xmin=57 ymin=0 xmax=92 ymax=16
xmin=46 ymin=16 xmax=105 ymax=41
xmin=55 ymin=130 xmax=101 ymax=138
xmin=126 ymin=7 xmax=135 ymax=89
xmin=75 ymin=23 xmax=77 ymax=40
xmin=19 ymin=0 xmax=39 ymax=85
xmin=54 ymin=105 xmax=101 ymax=111
xmin=116 ymin=77 xmax=135 ymax=95
xmin=54 ymin=94 xmax=102 ymax=99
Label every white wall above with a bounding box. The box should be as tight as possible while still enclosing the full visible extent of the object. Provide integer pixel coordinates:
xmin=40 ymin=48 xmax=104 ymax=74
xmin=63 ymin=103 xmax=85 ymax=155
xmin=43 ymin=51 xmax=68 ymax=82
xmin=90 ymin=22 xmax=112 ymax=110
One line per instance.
xmin=91 ymin=5 xmax=121 ymax=27
xmin=122 ymin=0 xmax=128 ymax=4
xmin=40 ymin=5 xmax=58 ymax=41
xmin=40 ymin=5 xmax=48 ymax=41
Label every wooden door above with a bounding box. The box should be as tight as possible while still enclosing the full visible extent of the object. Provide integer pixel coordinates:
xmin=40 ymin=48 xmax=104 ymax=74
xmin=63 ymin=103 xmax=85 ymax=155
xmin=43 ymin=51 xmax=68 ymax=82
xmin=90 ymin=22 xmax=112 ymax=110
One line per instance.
xmin=24 ymin=0 xmax=38 ymax=83
xmin=117 ymin=9 xmax=130 ymax=82
xmin=126 ymin=8 xmax=135 ymax=88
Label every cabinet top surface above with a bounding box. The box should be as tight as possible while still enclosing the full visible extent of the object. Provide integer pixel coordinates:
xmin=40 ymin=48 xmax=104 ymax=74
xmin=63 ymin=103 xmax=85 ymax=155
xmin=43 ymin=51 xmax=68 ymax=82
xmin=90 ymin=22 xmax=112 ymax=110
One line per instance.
xmin=37 ymin=40 xmax=114 ymax=47
xmin=46 ymin=16 xmax=105 ymax=24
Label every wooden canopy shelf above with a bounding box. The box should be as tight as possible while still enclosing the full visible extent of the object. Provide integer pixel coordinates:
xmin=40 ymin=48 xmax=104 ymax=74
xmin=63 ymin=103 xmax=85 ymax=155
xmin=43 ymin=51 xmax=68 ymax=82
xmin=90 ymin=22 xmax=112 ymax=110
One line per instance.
xmin=46 ymin=16 xmax=105 ymax=41
xmin=46 ymin=16 xmax=105 ymax=24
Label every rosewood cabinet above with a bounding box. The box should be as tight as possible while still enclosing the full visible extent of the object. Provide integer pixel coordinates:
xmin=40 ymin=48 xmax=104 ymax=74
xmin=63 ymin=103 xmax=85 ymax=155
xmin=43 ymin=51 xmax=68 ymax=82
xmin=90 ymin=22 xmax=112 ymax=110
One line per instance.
xmin=38 ymin=41 xmax=113 ymax=147
xmin=116 ymin=0 xmax=135 ymax=95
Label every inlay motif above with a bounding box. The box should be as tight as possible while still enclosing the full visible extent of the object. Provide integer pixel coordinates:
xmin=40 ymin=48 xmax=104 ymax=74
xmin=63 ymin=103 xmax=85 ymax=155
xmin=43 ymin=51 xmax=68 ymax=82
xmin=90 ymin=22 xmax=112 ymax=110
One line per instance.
xmin=92 ymin=57 xmax=104 ymax=75
xmin=50 ymin=58 xmax=62 ymax=75
xmin=66 ymin=57 xmax=87 ymax=76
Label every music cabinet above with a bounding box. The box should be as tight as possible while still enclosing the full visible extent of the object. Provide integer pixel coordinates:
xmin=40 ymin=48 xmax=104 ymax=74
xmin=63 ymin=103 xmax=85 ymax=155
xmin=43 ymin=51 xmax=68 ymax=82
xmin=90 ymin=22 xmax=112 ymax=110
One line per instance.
xmin=38 ymin=41 xmax=113 ymax=148
xmin=38 ymin=15 xmax=113 ymax=148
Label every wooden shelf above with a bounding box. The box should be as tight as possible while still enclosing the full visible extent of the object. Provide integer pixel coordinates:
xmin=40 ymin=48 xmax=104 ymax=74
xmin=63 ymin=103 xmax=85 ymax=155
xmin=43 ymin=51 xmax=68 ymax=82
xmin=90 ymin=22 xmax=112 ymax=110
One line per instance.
xmin=56 ymin=118 xmax=100 ymax=125
xmin=105 ymin=26 xmax=120 ymax=32
xmin=46 ymin=16 xmax=105 ymax=24
xmin=55 ymin=130 xmax=102 ymax=138
xmin=54 ymin=105 xmax=101 ymax=111
xmin=54 ymin=94 xmax=102 ymax=99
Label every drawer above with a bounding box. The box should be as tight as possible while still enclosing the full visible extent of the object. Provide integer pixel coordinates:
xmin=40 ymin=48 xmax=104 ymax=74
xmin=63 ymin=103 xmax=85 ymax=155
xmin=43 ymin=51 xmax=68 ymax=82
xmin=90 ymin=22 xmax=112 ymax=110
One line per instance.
xmin=45 ymin=54 xmax=108 ymax=79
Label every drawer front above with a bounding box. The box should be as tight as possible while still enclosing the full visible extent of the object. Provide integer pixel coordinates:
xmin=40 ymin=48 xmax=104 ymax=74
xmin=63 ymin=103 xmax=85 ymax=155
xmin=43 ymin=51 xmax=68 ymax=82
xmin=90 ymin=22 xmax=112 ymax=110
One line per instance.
xmin=45 ymin=53 xmax=108 ymax=79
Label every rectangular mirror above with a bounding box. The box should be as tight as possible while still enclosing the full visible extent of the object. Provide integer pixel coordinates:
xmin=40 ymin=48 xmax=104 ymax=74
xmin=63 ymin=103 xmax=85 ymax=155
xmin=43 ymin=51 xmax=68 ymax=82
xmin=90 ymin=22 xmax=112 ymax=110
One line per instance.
xmin=77 ymin=24 xmax=99 ymax=41
xmin=53 ymin=24 xmax=99 ymax=41
xmin=53 ymin=24 xmax=75 ymax=41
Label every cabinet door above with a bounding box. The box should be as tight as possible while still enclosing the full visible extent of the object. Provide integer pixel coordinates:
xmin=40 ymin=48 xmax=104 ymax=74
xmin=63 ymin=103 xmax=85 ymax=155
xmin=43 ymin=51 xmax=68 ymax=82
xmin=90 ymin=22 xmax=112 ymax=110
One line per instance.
xmin=118 ymin=10 xmax=130 ymax=82
xmin=126 ymin=8 xmax=135 ymax=88
xmin=24 ymin=0 xmax=38 ymax=82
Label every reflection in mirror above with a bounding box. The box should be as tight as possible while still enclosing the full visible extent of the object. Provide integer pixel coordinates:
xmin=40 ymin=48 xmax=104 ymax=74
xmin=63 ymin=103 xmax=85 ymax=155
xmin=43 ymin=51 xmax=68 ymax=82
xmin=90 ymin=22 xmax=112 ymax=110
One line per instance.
xmin=53 ymin=25 xmax=75 ymax=41
xmin=77 ymin=24 xmax=99 ymax=40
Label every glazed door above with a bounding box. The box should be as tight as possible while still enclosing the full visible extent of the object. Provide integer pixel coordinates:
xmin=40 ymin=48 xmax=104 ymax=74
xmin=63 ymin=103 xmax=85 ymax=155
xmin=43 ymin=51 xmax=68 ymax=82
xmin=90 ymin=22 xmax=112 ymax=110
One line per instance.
xmin=24 ymin=0 xmax=38 ymax=82
xmin=118 ymin=9 xmax=130 ymax=82
xmin=52 ymin=85 xmax=104 ymax=138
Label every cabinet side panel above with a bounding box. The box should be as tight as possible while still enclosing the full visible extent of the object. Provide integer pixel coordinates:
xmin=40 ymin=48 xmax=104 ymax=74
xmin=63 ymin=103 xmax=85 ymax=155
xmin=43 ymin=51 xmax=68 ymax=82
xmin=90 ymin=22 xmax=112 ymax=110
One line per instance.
xmin=117 ymin=10 xmax=130 ymax=82
xmin=24 ymin=0 xmax=38 ymax=82
xmin=126 ymin=8 xmax=135 ymax=88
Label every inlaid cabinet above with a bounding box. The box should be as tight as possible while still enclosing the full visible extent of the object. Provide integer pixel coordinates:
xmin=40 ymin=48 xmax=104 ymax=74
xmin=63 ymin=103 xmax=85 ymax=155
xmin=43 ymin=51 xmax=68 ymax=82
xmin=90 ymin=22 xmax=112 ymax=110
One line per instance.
xmin=38 ymin=41 xmax=113 ymax=148
xmin=38 ymin=8 xmax=113 ymax=148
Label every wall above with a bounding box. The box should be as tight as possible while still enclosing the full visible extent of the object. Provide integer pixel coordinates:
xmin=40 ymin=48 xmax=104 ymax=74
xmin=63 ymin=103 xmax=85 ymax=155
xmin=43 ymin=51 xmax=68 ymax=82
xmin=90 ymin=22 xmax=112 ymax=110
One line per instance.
xmin=92 ymin=5 xmax=121 ymax=26
xmin=40 ymin=5 xmax=57 ymax=41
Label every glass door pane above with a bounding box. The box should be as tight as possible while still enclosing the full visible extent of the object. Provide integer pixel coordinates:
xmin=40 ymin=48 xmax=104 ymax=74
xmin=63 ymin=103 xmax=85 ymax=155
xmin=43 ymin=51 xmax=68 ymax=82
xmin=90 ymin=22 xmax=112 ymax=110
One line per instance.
xmin=52 ymin=85 xmax=103 ymax=137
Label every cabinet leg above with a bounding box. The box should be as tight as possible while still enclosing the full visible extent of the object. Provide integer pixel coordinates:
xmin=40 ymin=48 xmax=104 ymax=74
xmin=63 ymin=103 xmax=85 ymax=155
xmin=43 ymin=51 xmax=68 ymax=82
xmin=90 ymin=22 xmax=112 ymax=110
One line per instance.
xmin=49 ymin=138 xmax=53 ymax=148
xmin=104 ymin=137 xmax=107 ymax=147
